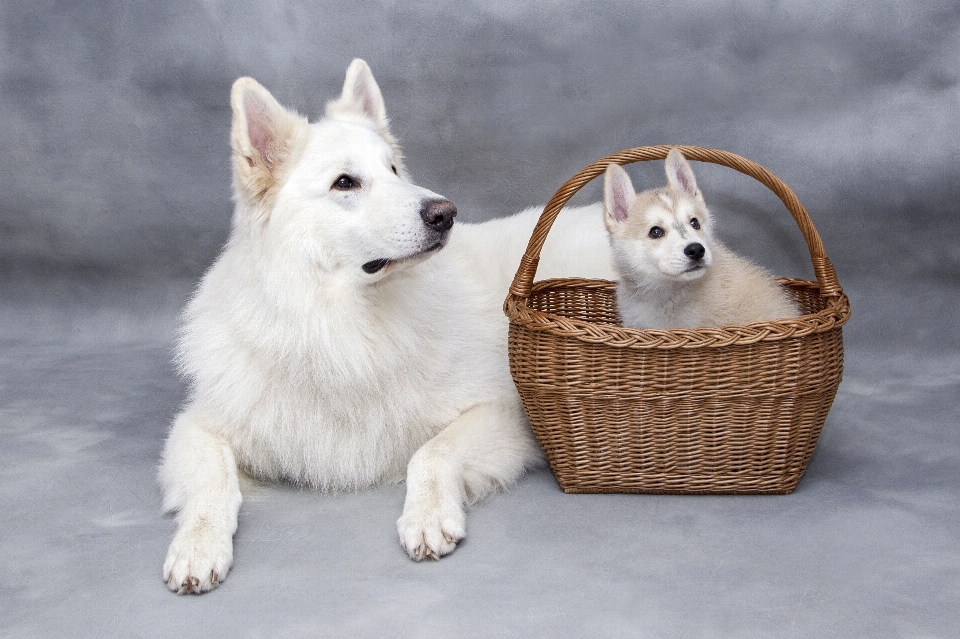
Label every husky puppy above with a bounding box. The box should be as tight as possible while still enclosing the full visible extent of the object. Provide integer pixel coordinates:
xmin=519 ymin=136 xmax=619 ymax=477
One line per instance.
xmin=603 ymin=148 xmax=799 ymax=330
xmin=159 ymin=59 xmax=613 ymax=593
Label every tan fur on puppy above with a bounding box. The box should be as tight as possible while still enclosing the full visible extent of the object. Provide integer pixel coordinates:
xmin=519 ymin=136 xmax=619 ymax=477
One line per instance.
xmin=603 ymin=148 xmax=800 ymax=329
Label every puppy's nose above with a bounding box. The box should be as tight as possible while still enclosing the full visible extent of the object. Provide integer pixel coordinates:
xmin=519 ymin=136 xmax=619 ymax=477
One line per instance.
xmin=420 ymin=199 xmax=457 ymax=232
xmin=684 ymin=243 xmax=705 ymax=261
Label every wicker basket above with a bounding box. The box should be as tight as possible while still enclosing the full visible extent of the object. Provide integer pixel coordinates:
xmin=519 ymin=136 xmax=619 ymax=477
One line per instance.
xmin=504 ymin=146 xmax=851 ymax=494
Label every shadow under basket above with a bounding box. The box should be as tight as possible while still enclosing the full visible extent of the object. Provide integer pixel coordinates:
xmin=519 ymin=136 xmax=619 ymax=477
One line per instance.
xmin=504 ymin=146 xmax=851 ymax=494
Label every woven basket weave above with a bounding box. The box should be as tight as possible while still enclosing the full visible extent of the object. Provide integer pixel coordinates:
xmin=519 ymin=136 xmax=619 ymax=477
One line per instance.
xmin=504 ymin=146 xmax=851 ymax=494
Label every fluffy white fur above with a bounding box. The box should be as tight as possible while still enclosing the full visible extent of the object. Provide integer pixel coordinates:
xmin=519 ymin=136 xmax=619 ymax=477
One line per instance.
xmin=603 ymin=148 xmax=799 ymax=330
xmin=159 ymin=59 xmax=613 ymax=594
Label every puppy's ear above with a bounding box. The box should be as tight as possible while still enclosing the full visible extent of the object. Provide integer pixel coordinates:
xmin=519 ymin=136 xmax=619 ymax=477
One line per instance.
xmin=230 ymin=77 xmax=307 ymax=201
xmin=665 ymin=147 xmax=697 ymax=196
xmin=603 ymin=164 xmax=635 ymax=230
xmin=326 ymin=59 xmax=391 ymax=134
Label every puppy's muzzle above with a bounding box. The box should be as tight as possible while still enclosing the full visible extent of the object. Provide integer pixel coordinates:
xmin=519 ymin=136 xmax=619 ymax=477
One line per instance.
xmin=420 ymin=199 xmax=457 ymax=233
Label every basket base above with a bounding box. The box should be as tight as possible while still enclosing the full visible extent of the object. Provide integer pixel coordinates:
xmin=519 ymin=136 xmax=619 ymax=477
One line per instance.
xmin=554 ymin=471 xmax=805 ymax=495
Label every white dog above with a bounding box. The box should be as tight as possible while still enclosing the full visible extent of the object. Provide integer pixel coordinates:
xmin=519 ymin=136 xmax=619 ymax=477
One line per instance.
xmin=603 ymin=148 xmax=799 ymax=329
xmin=159 ymin=59 xmax=613 ymax=593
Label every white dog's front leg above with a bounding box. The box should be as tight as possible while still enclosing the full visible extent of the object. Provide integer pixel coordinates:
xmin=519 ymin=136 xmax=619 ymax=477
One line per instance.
xmin=397 ymin=397 xmax=542 ymax=560
xmin=158 ymin=408 xmax=242 ymax=594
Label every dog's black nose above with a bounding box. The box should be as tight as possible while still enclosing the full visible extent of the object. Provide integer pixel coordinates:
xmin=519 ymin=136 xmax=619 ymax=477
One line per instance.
xmin=684 ymin=243 xmax=705 ymax=261
xmin=420 ymin=199 xmax=457 ymax=232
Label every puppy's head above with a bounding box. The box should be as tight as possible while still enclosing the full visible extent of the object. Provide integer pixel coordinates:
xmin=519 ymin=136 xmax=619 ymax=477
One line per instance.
xmin=229 ymin=60 xmax=455 ymax=283
xmin=603 ymin=148 xmax=712 ymax=282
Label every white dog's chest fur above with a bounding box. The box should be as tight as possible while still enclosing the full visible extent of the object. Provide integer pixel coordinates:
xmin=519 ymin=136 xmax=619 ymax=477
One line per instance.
xmin=178 ymin=242 xmax=514 ymax=490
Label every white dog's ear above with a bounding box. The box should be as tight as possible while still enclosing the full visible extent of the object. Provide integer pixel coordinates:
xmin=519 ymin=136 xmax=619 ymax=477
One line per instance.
xmin=665 ymin=147 xmax=697 ymax=196
xmin=326 ymin=59 xmax=391 ymax=134
xmin=230 ymin=77 xmax=307 ymax=201
xmin=325 ymin=59 xmax=406 ymax=174
xmin=604 ymin=164 xmax=635 ymax=229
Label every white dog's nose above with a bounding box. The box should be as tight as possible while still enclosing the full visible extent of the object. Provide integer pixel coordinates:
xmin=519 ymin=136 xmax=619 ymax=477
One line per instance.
xmin=420 ymin=199 xmax=457 ymax=232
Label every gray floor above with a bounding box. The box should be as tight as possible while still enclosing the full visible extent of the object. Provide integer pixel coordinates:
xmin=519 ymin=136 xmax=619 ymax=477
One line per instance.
xmin=1 ymin=272 xmax=957 ymax=638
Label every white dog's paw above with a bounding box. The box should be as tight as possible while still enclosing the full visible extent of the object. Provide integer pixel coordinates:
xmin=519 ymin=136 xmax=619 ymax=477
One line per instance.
xmin=397 ymin=499 xmax=466 ymax=561
xmin=162 ymin=523 xmax=233 ymax=594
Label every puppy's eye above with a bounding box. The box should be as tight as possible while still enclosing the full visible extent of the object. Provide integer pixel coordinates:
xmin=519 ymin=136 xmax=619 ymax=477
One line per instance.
xmin=648 ymin=226 xmax=665 ymax=239
xmin=690 ymin=218 xmax=701 ymax=230
xmin=391 ymin=164 xmax=398 ymax=175
xmin=332 ymin=174 xmax=359 ymax=191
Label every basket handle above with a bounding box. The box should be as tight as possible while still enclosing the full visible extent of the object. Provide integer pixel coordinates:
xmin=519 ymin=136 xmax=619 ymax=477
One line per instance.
xmin=507 ymin=145 xmax=842 ymax=302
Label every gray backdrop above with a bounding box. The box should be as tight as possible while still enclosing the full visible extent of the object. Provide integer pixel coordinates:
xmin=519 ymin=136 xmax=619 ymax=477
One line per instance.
xmin=2 ymin=1 xmax=958 ymax=637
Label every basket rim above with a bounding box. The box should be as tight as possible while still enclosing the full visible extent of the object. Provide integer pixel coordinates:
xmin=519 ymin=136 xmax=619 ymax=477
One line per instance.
xmin=505 ymin=276 xmax=850 ymax=349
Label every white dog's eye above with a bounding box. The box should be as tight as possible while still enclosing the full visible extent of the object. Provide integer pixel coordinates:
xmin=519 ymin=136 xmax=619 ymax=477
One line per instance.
xmin=649 ymin=226 xmax=665 ymax=239
xmin=391 ymin=164 xmax=398 ymax=175
xmin=332 ymin=174 xmax=360 ymax=191
xmin=690 ymin=218 xmax=701 ymax=230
